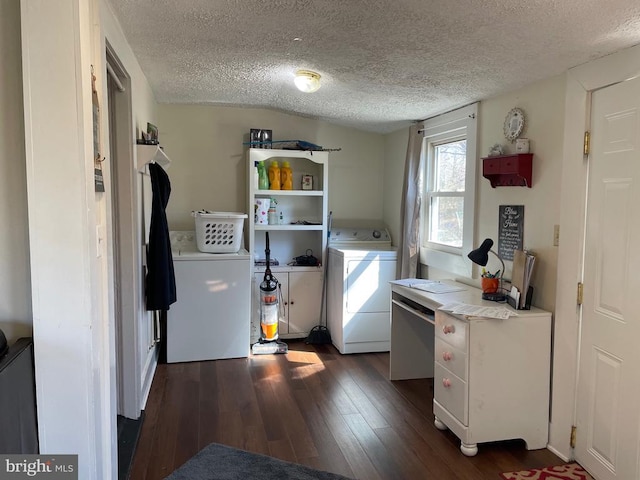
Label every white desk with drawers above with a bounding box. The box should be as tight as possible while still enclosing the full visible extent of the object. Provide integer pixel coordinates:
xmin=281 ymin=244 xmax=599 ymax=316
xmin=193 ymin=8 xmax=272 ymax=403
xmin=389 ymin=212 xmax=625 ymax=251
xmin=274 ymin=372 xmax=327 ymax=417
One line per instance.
xmin=390 ymin=281 xmax=551 ymax=456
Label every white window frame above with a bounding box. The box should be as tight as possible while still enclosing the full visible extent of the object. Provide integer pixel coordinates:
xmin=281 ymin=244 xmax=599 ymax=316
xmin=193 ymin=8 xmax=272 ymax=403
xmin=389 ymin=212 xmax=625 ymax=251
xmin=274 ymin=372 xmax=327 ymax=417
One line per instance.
xmin=419 ymin=103 xmax=478 ymax=276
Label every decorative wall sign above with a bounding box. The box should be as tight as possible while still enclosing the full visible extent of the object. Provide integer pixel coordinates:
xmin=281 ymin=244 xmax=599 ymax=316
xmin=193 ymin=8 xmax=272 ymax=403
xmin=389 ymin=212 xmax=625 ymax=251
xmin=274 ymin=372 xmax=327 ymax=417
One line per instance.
xmin=94 ymin=167 xmax=105 ymax=192
xmin=498 ymin=205 xmax=524 ymax=261
xmin=91 ymin=66 xmax=105 ymax=193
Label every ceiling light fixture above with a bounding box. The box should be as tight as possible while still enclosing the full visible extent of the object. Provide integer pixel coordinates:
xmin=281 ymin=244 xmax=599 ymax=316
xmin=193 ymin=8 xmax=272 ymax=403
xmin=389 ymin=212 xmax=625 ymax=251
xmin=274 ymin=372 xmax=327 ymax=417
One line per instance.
xmin=294 ymin=70 xmax=321 ymax=93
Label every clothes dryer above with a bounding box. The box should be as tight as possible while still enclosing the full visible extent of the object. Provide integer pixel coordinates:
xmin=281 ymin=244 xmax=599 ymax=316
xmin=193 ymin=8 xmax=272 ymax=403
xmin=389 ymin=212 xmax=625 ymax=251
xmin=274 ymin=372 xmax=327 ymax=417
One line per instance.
xmin=327 ymin=227 xmax=397 ymax=354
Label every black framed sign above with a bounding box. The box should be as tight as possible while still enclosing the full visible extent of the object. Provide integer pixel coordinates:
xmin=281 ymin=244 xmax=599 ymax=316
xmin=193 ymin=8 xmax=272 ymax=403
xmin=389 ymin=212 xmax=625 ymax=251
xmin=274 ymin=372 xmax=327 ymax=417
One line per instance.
xmin=498 ymin=205 xmax=524 ymax=261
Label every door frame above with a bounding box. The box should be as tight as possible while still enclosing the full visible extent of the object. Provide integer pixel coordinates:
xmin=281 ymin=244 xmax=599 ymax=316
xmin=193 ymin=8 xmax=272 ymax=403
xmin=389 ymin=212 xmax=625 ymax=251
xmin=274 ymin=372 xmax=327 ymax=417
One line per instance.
xmin=106 ymin=42 xmax=142 ymax=420
xmin=551 ymin=44 xmax=640 ymax=461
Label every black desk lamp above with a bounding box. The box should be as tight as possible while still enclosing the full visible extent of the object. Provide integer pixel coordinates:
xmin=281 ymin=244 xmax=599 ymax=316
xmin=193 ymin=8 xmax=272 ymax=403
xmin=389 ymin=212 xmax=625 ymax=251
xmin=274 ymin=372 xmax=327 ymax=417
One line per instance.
xmin=468 ymin=238 xmax=506 ymax=302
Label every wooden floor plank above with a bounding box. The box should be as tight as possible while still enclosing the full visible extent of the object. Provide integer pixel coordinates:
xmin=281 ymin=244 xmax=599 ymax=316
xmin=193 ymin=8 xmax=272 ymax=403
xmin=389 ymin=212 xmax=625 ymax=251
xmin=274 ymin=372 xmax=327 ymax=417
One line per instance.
xmin=267 ymin=366 xmax=319 ymax=460
xmin=129 ymin=340 xmax=563 ymax=480
xmin=172 ymin=362 xmax=201 ymax=469
xmin=324 ymin=355 xmax=390 ymax=430
xmin=197 ymin=360 xmax=220 ymax=449
xmin=128 ymin=365 xmax=167 ymax=480
xmin=316 ymin=406 xmax=383 ymax=480
xmin=292 ymin=387 xmax=355 ymax=478
xmin=141 ymin=364 xmax=186 ymax=480
xmin=341 ymin=413 xmax=403 ymax=480
xmin=268 ymin=438 xmax=297 ymax=462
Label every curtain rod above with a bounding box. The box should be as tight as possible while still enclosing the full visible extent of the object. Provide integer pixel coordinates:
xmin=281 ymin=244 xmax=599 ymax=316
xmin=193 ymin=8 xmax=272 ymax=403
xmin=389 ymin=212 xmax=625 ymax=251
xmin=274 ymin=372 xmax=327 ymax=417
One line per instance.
xmin=415 ymin=101 xmax=478 ymax=133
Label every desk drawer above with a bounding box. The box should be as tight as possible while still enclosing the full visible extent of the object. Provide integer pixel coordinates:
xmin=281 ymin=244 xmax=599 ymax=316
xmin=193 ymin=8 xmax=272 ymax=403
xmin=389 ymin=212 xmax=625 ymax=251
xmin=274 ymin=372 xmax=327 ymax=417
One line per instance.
xmin=434 ymin=362 xmax=468 ymax=426
xmin=435 ymin=337 xmax=467 ymax=381
xmin=435 ymin=311 xmax=468 ymax=351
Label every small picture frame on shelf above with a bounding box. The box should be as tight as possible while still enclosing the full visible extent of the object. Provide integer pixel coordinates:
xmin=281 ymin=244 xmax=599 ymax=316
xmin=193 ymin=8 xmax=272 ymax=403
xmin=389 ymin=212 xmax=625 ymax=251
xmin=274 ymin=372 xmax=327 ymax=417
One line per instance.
xmin=261 ymin=129 xmax=272 ymax=149
xmin=146 ymin=122 xmax=159 ymax=145
xmin=249 ymin=128 xmax=273 ymax=148
xmin=249 ymin=128 xmax=262 ymax=147
xmin=301 ymin=174 xmax=313 ymax=190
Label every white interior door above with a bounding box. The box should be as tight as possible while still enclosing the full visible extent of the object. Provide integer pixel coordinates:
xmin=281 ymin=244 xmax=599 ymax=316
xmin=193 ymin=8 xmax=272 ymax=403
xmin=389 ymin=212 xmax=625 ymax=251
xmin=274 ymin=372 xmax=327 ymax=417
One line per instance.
xmin=106 ymin=49 xmax=143 ymax=420
xmin=576 ymin=75 xmax=640 ymax=480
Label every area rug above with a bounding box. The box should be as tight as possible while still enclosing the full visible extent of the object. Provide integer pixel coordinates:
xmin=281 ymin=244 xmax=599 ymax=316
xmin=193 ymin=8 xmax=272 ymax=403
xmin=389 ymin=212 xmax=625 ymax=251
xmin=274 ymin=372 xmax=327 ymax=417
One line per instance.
xmin=164 ymin=442 xmax=355 ymax=480
xmin=500 ymin=462 xmax=594 ymax=480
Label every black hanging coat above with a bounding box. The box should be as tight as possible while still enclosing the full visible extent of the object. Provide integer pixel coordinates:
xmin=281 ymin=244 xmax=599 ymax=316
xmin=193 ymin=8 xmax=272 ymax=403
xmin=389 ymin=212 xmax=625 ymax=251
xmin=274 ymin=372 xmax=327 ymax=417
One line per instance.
xmin=146 ymin=162 xmax=176 ymax=310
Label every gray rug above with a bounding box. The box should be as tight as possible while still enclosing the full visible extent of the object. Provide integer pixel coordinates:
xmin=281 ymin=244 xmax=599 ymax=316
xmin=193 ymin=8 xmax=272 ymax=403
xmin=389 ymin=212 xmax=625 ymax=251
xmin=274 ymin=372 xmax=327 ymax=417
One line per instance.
xmin=164 ymin=443 xmax=355 ymax=480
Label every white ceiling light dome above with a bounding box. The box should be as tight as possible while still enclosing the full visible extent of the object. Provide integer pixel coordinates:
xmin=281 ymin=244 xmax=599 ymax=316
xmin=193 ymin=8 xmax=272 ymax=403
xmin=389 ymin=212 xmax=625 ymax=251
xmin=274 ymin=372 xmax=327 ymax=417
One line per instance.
xmin=294 ymin=70 xmax=321 ymax=93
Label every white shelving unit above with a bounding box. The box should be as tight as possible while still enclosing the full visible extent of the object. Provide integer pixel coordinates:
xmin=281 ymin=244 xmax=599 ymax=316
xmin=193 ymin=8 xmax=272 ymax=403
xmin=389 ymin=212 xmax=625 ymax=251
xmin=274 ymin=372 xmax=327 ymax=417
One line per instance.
xmin=247 ymin=148 xmax=329 ymax=341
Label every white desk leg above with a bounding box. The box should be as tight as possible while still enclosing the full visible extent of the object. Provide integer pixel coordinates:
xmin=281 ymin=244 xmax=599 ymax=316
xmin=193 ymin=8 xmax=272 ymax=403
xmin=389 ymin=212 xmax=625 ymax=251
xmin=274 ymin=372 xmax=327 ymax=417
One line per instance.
xmin=434 ymin=416 xmax=447 ymax=430
xmin=460 ymin=442 xmax=478 ymax=457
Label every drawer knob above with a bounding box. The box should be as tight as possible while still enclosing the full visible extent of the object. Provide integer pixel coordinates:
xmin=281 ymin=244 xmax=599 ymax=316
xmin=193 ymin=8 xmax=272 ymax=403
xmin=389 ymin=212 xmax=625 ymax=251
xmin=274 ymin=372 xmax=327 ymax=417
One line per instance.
xmin=442 ymin=378 xmax=452 ymax=388
xmin=443 ymin=325 xmax=455 ymax=334
xmin=442 ymin=351 xmax=453 ymax=361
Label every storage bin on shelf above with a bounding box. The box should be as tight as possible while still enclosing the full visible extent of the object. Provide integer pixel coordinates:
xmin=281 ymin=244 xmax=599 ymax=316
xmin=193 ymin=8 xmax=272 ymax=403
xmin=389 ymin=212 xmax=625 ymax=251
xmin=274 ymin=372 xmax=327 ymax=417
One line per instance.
xmin=192 ymin=211 xmax=247 ymax=253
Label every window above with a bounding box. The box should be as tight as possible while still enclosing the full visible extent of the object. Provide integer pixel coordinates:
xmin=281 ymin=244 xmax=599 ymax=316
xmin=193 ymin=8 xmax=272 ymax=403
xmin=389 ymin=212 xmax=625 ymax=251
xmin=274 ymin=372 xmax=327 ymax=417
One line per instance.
xmin=420 ymin=104 xmax=478 ymax=276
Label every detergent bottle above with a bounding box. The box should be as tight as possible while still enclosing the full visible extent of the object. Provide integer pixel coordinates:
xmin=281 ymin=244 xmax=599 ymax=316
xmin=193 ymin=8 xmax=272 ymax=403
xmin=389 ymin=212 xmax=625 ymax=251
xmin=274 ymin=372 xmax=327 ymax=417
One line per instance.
xmin=281 ymin=161 xmax=293 ymax=190
xmin=257 ymin=161 xmax=269 ymax=190
xmin=268 ymin=161 xmax=281 ymax=190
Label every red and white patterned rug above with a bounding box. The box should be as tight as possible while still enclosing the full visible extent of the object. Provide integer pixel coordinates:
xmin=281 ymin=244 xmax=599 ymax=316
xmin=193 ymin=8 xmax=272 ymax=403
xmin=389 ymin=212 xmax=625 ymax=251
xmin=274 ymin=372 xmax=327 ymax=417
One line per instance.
xmin=500 ymin=463 xmax=594 ymax=480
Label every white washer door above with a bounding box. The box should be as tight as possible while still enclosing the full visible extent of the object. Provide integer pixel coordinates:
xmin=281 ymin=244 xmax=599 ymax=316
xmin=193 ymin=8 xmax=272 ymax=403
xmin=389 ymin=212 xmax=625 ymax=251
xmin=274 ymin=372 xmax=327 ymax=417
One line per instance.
xmin=345 ymin=258 xmax=396 ymax=313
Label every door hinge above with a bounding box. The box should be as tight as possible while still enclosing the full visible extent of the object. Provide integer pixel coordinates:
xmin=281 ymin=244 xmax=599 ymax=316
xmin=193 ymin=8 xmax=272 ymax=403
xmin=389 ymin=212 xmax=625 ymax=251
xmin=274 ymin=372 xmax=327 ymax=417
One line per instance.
xmin=577 ymin=282 xmax=584 ymax=305
xmin=583 ymin=131 xmax=590 ymax=156
xmin=570 ymin=425 xmax=577 ymax=448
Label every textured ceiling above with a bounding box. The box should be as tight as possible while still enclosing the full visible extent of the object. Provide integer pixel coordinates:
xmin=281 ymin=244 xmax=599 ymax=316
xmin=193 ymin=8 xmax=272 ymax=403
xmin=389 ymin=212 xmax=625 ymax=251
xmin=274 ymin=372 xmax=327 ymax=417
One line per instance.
xmin=106 ymin=0 xmax=640 ymax=133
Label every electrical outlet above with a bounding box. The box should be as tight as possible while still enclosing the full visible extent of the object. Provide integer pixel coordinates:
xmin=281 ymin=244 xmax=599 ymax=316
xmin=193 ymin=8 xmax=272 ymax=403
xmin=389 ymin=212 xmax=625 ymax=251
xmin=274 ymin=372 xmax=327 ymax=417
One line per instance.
xmin=553 ymin=224 xmax=560 ymax=247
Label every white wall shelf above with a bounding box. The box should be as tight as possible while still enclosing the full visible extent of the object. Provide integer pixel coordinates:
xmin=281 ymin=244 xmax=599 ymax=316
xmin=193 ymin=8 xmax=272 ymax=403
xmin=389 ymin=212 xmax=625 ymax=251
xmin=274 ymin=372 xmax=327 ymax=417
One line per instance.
xmin=136 ymin=144 xmax=171 ymax=172
xmin=254 ymin=225 xmax=323 ymax=231
xmin=253 ymin=190 xmax=324 ymax=197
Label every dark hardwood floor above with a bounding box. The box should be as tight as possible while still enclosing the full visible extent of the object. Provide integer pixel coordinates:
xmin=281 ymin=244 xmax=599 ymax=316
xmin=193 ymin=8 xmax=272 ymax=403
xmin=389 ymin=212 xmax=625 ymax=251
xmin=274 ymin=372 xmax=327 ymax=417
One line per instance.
xmin=129 ymin=340 xmax=563 ymax=479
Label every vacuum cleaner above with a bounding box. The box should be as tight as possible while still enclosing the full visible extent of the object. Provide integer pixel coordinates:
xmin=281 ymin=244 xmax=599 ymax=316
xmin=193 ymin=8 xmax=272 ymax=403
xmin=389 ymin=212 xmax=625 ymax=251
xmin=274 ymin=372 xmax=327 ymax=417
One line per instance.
xmin=251 ymin=232 xmax=288 ymax=355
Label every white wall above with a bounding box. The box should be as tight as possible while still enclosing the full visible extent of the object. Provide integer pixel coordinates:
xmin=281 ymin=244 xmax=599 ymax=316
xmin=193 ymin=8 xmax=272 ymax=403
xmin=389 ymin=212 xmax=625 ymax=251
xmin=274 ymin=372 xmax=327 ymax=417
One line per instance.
xmin=383 ymin=76 xmax=565 ymax=313
xmin=156 ymin=104 xmax=386 ymax=231
xmin=21 ymin=0 xmax=113 ymax=477
xmin=383 ymin=127 xmax=409 ymax=248
xmin=475 ymin=75 xmax=565 ymax=313
xmin=0 ymin=0 xmax=32 ymax=343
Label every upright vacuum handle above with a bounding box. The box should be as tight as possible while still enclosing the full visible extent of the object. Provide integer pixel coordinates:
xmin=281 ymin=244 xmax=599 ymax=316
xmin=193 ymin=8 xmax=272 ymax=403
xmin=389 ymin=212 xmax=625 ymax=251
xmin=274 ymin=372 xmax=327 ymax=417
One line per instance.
xmin=264 ymin=231 xmax=271 ymax=276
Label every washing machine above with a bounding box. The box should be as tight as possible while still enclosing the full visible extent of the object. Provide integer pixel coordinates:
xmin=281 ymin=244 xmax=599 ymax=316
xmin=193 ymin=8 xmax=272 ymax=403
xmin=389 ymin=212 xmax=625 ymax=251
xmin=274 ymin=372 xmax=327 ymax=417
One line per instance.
xmin=167 ymin=231 xmax=251 ymax=363
xmin=327 ymin=227 xmax=397 ymax=354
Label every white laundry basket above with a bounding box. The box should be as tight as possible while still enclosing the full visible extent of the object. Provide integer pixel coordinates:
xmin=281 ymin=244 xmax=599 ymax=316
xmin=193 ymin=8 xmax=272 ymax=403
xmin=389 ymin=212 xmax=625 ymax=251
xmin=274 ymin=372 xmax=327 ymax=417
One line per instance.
xmin=192 ymin=211 xmax=247 ymax=253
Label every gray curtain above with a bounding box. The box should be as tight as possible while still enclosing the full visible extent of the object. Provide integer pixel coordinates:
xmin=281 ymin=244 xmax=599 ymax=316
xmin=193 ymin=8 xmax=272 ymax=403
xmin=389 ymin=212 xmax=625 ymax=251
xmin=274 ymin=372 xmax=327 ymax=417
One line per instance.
xmin=397 ymin=124 xmax=423 ymax=279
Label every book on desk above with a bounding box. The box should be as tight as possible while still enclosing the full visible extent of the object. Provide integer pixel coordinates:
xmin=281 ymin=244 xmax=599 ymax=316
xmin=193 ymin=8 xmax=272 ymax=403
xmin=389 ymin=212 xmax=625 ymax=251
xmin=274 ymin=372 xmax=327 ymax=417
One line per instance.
xmin=508 ymin=250 xmax=535 ymax=309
